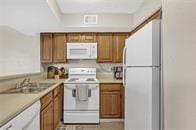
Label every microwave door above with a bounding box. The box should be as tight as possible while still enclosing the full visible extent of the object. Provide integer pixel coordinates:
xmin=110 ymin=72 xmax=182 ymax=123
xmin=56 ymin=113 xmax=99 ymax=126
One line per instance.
xmin=67 ymin=45 xmax=90 ymax=59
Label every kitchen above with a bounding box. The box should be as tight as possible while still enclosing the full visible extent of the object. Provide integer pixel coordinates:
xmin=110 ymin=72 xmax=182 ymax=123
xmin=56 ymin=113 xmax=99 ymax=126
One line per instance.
xmin=0 ymin=0 xmax=196 ymax=130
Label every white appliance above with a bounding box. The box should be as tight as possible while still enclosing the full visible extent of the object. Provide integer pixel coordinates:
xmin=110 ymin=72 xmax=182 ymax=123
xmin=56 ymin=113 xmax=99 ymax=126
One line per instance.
xmin=64 ymin=68 xmax=99 ymax=124
xmin=0 ymin=100 xmax=40 ymax=130
xmin=67 ymin=43 xmax=97 ymax=59
xmin=123 ymin=20 xmax=161 ymax=130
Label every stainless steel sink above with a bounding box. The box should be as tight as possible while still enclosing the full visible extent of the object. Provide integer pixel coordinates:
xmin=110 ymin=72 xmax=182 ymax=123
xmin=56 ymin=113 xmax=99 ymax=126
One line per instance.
xmin=0 ymin=83 xmax=56 ymax=94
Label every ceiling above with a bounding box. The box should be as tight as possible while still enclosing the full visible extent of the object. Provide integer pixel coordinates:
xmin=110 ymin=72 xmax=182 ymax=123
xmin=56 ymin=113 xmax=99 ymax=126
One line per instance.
xmin=0 ymin=0 xmax=146 ymax=35
xmin=0 ymin=0 xmax=62 ymax=35
xmin=56 ymin=0 xmax=144 ymax=14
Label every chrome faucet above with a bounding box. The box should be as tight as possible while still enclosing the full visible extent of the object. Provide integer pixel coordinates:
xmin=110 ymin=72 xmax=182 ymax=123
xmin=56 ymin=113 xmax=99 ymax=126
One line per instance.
xmin=20 ymin=78 xmax=28 ymax=86
xmin=16 ymin=78 xmax=31 ymax=88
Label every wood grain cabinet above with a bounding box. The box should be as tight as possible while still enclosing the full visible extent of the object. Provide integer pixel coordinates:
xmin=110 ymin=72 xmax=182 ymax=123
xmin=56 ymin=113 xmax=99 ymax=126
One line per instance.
xmin=40 ymin=84 xmax=64 ymax=130
xmin=53 ymin=95 xmax=60 ymax=129
xmin=41 ymin=102 xmax=54 ymax=130
xmin=67 ymin=33 xmax=96 ymax=42
xmin=121 ymin=84 xmax=125 ymax=118
xmin=40 ymin=33 xmax=53 ymax=63
xmin=97 ymin=33 xmax=113 ymax=62
xmin=100 ymin=84 xmax=124 ymax=118
xmin=40 ymin=33 xmax=67 ymax=63
xmin=82 ymin=33 xmax=96 ymax=42
xmin=59 ymin=84 xmax=64 ymax=120
xmin=40 ymin=92 xmax=54 ymax=130
xmin=113 ymin=33 xmax=128 ymax=63
xmin=67 ymin=33 xmax=82 ymax=42
xmin=53 ymin=33 xmax=67 ymax=63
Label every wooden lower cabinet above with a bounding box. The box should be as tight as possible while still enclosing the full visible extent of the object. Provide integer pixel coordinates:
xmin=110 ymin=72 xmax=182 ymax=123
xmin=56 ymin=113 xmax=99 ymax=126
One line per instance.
xmin=100 ymin=84 xmax=124 ymax=118
xmin=59 ymin=84 xmax=64 ymax=120
xmin=40 ymin=84 xmax=64 ymax=130
xmin=53 ymin=96 xmax=60 ymax=129
xmin=121 ymin=85 xmax=125 ymax=118
xmin=41 ymin=101 xmax=53 ymax=130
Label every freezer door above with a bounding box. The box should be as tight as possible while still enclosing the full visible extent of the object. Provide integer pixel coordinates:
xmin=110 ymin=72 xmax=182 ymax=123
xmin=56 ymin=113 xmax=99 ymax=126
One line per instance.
xmin=125 ymin=67 xmax=160 ymax=130
xmin=125 ymin=20 xmax=160 ymax=66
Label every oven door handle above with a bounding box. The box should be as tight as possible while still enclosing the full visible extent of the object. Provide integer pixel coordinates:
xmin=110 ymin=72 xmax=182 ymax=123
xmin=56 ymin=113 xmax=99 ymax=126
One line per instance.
xmin=72 ymin=89 xmax=91 ymax=98
xmin=72 ymin=89 xmax=76 ymax=97
xmin=88 ymin=89 xmax=91 ymax=97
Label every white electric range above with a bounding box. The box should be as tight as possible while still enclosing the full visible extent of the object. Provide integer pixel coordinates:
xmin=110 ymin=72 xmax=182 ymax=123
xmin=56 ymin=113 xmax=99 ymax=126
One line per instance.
xmin=63 ymin=68 xmax=99 ymax=124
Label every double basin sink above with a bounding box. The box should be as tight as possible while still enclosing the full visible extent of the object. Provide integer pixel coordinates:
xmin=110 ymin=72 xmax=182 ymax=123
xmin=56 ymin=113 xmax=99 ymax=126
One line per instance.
xmin=0 ymin=83 xmax=56 ymax=94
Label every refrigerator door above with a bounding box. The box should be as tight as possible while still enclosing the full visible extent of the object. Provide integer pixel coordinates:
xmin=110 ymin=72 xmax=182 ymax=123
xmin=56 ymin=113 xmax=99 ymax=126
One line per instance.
xmin=125 ymin=20 xmax=160 ymax=67
xmin=125 ymin=67 xmax=160 ymax=130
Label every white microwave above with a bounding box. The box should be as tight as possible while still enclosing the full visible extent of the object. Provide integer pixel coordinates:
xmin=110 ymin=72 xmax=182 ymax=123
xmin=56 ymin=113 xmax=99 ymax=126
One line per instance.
xmin=67 ymin=43 xmax=97 ymax=59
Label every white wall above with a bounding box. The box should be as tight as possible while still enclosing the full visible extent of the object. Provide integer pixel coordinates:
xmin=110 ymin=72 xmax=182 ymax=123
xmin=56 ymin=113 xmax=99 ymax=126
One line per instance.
xmin=62 ymin=14 xmax=133 ymax=28
xmin=132 ymin=0 xmax=161 ymax=28
xmin=1 ymin=0 xmax=133 ymax=34
xmin=51 ymin=13 xmax=133 ymax=32
xmin=162 ymin=0 xmax=196 ymax=129
xmin=0 ymin=26 xmax=40 ymax=77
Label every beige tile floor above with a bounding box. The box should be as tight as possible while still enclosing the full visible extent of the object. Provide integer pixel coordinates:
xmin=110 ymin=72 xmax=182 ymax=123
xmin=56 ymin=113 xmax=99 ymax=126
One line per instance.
xmin=57 ymin=122 xmax=124 ymax=130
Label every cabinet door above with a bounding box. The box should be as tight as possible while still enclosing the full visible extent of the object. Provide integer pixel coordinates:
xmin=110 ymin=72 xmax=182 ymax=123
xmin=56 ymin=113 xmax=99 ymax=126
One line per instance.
xmin=40 ymin=33 xmax=53 ymax=63
xmin=59 ymin=84 xmax=64 ymax=120
xmin=53 ymin=96 xmax=60 ymax=129
xmin=100 ymin=84 xmax=122 ymax=118
xmin=113 ymin=33 xmax=128 ymax=63
xmin=41 ymin=102 xmax=53 ymax=130
xmin=97 ymin=33 xmax=113 ymax=62
xmin=82 ymin=33 xmax=96 ymax=42
xmin=67 ymin=33 xmax=82 ymax=42
xmin=53 ymin=33 xmax=67 ymax=63
xmin=121 ymin=85 xmax=125 ymax=118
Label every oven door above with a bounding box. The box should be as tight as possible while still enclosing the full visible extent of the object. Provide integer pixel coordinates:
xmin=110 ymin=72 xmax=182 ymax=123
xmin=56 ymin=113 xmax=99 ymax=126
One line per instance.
xmin=64 ymin=83 xmax=99 ymax=111
xmin=67 ymin=43 xmax=91 ymax=59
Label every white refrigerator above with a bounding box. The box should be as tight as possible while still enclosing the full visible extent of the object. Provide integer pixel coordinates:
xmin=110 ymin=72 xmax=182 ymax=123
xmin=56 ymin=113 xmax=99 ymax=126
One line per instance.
xmin=123 ymin=20 xmax=161 ymax=130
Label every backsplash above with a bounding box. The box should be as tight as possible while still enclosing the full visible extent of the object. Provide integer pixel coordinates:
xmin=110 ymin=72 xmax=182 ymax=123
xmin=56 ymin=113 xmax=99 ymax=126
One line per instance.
xmin=42 ymin=60 xmax=122 ymax=75
xmin=0 ymin=73 xmax=45 ymax=92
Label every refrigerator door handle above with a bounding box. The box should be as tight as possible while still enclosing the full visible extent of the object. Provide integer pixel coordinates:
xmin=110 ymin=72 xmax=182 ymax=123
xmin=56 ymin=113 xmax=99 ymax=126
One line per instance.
xmin=123 ymin=68 xmax=126 ymax=87
xmin=123 ymin=47 xmax=126 ymax=66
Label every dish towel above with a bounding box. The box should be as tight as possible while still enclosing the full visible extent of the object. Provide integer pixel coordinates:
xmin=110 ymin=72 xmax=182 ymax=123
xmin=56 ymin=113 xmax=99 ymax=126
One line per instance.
xmin=76 ymin=85 xmax=89 ymax=101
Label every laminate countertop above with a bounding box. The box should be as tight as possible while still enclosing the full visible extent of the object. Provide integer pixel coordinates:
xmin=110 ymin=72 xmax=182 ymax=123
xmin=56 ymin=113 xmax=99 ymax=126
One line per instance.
xmin=97 ymin=75 xmax=123 ymax=84
xmin=0 ymin=77 xmax=122 ymax=127
xmin=0 ymin=80 xmax=64 ymax=127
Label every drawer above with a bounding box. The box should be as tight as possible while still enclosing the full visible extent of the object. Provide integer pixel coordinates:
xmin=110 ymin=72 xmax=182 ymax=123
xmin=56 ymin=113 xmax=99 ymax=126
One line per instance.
xmin=101 ymin=84 xmax=121 ymax=91
xmin=41 ymin=91 xmax=53 ymax=110
xmin=53 ymin=85 xmax=60 ymax=97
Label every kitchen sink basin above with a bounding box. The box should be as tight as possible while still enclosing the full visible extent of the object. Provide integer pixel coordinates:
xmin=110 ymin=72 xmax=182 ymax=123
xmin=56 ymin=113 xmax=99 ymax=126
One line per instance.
xmin=0 ymin=83 xmax=56 ymax=94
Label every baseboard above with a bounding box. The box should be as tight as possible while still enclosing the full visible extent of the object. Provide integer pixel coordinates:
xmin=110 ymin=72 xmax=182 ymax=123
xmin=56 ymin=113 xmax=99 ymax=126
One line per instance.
xmin=100 ymin=119 xmax=124 ymax=122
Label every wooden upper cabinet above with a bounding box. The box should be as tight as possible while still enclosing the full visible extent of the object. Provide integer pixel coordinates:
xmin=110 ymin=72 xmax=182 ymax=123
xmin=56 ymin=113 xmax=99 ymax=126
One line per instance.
xmin=67 ymin=33 xmax=96 ymax=43
xmin=53 ymin=33 xmax=67 ymax=63
xmin=82 ymin=33 xmax=96 ymax=42
xmin=67 ymin=33 xmax=82 ymax=42
xmin=97 ymin=33 xmax=113 ymax=62
xmin=113 ymin=33 xmax=128 ymax=63
xmin=40 ymin=33 xmax=53 ymax=63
